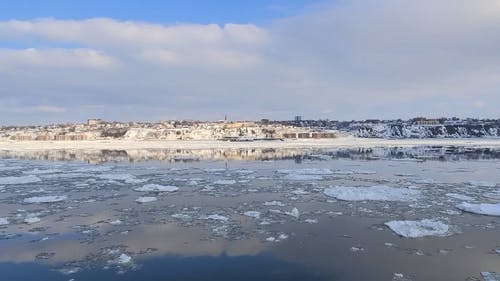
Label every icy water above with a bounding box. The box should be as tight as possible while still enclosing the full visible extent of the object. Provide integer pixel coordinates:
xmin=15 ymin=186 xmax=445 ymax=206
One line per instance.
xmin=0 ymin=146 xmax=499 ymax=281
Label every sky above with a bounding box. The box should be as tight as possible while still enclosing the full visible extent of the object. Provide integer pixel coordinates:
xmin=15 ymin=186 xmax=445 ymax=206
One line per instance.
xmin=0 ymin=0 xmax=499 ymax=125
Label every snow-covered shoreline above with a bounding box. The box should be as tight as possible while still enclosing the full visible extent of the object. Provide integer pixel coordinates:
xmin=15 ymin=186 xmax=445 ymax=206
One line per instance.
xmin=1 ymin=137 xmax=500 ymax=151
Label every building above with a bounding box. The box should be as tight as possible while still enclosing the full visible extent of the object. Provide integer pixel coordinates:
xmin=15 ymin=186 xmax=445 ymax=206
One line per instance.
xmin=294 ymin=116 xmax=302 ymax=122
xmin=87 ymin=119 xmax=102 ymax=126
xmin=413 ymin=118 xmax=440 ymax=126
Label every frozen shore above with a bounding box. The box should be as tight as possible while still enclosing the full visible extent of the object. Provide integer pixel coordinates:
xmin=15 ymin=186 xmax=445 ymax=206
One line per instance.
xmin=1 ymin=137 xmax=500 ymax=151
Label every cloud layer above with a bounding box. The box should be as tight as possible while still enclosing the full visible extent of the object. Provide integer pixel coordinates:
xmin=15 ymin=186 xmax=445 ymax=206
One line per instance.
xmin=1 ymin=0 xmax=499 ymax=124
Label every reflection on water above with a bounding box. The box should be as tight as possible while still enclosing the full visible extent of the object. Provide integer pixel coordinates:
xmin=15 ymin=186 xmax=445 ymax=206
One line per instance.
xmin=0 ymin=254 xmax=328 ymax=281
xmin=1 ymin=146 xmax=499 ymax=163
xmin=0 ymin=145 xmax=499 ymax=280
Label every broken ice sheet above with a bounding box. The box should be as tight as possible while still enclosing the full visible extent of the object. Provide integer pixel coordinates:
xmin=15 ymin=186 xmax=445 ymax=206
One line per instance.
xmin=135 ymin=196 xmax=157 ymax=203
xmin=456 ymin=202 xmax=500 ymax=216
xmin=385 ymin=219 xmax=452 ymax=238
xmin=0 ymin=175 xmax=41 ymax=185
xmin=134 ymin=184 xmax=178 ymax=192
xmin=24 ymin=195 xmax=67 ymax=203
xmin=324 ymin=186 xmax=420 ymax=201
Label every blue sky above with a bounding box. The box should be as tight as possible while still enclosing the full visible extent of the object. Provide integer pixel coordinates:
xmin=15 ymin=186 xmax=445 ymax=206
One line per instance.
xmin=0 ymin=0 xmax=316 ymax=24
xmin=0 ymin=0 xmax=499 ymax=125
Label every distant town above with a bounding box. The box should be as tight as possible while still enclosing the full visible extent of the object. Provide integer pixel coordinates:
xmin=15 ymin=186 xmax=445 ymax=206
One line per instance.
xmin=1 ymin=117 xmax=499 ymax=141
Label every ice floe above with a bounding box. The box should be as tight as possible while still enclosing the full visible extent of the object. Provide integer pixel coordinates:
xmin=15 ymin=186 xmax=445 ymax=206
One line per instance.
xmin=0 ymin=217 xmax=9 ymax=225
xmin=0 ymin=175 xmax=41 ymax=185
xmin=24 ymin=195 xmax=67 ymax=203
xmin=213 ymin=180 xmax=236 ymax=185
xmin=135 ymin=196 xmax=157 ymax=203
xmin=134 ymin=184 xmax=178 ymax=192
xmin=264 ymin=201 xmax=285 ymax=207
xmin=243 ymin=211 xmax=261 ymax=218
xmin=24 ymin=214 xmax=41 ymax=224
xmin=482 ymin=272 xmax=500 ymax=281
xmin=446 ymin=193 xmax=475 ymax=201
xmin=324 ymin=186 xmax=420 ymax=201
xmin=277 ymin=168 xmax=333 ymax=175
xmin=456 ymin=202 xmax=500 ymax=216
xmin=98 ymin=174 xmax=146 ymax=184
xmin=285 ymin=207 xmax=300 ymax=219
xmin=205 ymin=214 xmax=229 ymax=222
xmin=385 ymin=219 xmax=451 ymax=238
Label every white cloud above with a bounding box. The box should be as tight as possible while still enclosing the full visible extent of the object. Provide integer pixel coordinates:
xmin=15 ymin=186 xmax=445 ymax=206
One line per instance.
xmin=0 ymin=0 xmax=499 ymax=124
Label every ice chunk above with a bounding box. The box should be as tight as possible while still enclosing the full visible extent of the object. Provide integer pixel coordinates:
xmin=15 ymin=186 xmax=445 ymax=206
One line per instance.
xmin=283 ymin=174 xmax=323 ymax=181
xmin=0 ymin=175 xmax=41 ymax=185
xmin=305 ymin=219 xmax=318 ymax=224
xmin=264 ymin=201 xmax=285 ymax=207
xmin=24 ymin=195 xmax=67 ymax=203
xmin=285 ymin=207 xmax=300 ymax=219
xmin=456 ymin=202 xmax=500 ymax=216
xmin=98 ymin=174 xmax=145 ymax=184
xmin=134 ymin=184 xmax=178 ymax=192
xmin=243 ymin=211 xmax=261 ymax=219
xmin=468 ymin=181 xmax=496 ymax=187
xmin=324 ymin=186 xmax=420 ymax=201
xmin=115 ymin=253 xmax=132 ymax=264
xmin=135 ymin=196 xmax=157 ymax=203
xmin=291 ymin=189 xmax=310 ymax=195
xmin=24 ymin=214 xmax=41 ymax=224
xmin=205 ymin=214 xmax=229 ymax=222
xmin=213 ymin=180 xmax=236 ymax=185
xmin=385 ymin=219 xmax=451 ymax=238
xmin=0 ymin=217 xmax=9 ymax=225
xmin=482 ymin=272 xmax=500 ymax=281
xmin=352 ymin=170 xmax=377 ymax=174
xmin=109 ymin=220 xmax=122 ymax=225
xmin=278 ymin=168 xmax=333 ymax=175
xmin=446 ymin=193 xmax=474 ymax=201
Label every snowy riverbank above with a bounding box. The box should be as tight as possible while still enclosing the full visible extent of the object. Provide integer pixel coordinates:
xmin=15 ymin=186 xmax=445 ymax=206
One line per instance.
xmin=1 ymin=137 xmax=500 ymax=151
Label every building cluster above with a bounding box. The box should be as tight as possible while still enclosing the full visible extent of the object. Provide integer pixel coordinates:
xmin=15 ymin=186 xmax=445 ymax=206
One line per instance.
xmin=0 ymin=119 xmax=338 ymax=141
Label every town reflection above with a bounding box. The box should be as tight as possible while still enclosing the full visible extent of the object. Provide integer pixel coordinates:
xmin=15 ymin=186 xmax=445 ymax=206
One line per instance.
xmin=0 ymin=146 xmax=499 ymax=163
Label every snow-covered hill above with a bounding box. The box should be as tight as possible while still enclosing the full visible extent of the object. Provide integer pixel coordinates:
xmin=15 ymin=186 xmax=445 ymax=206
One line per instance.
xmin=353 ymin=124 xmax=500 ymax=138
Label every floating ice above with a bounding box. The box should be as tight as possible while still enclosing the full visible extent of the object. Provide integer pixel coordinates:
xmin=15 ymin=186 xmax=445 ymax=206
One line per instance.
xmin=332 ymin=170 xmax=354 ymax=175
xmin=24 ymin=195 xmax=67 ymax=203
xmin=277 ymin=168 xmax=333 ymax=175
xmin=205 ymin=214 xmax=229 ymax=222
xmin=385 ymin=219 xmax=451 ymax=238
xmin=134 ymin=184 xmax=178 ymax=192
xmin=23 ymin=168 xmax=60 ymax=175
xmin=114 ymin=253 xmax=132 ymax=264
xmin=282 ymin=174 xmax=323 ymax=181
xmin=446 ymin=193 xmax=474 ymax=201
xmin=243 ymin=211 xmax=261 ymax=219
xmin=305 ymin=218 xmax=318 ymax=224
xmin=468 ymin=181 xmax=496 ymax=187
xmin=285 ymin=207 xmax=300 ymax=219
xmin=0 ymin=175 xmax=41 ymax=185
xmin=482 ymin=272 xmax=500 ymax=281
xmin=213 ymin=180 xmax=236 ymax=185
xmin=0 ymin=217 xmax=8 ymax=225
xmin=264 ymin=201 xmax=285 ymax=207
xmin=99 ymin=174 xmax=145 ymax=184
xmin=24 ymin=214 xmax=41 ymax=224
xmin=352 ymin=170 xmax=377 ymax=174
xmin=456 ymin=202 xmax=500 ymax=216
xmin=135 ymin=196 xmax=157 ymax=203
xmin=109 ymin=220 xmax=122 ymax=225
xmin=324 ymin=186 xmax=420 ymax=201
xmin=291 ymin=189 xmax=310 ymax=195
